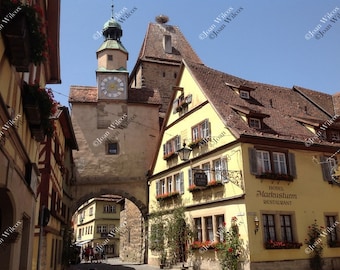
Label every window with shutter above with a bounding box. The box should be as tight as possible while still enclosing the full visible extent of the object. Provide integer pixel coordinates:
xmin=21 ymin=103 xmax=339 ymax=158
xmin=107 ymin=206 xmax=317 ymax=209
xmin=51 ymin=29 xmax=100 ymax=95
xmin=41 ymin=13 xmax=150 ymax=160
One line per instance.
xmin=249 ymin=147 xmax=296 ymax=181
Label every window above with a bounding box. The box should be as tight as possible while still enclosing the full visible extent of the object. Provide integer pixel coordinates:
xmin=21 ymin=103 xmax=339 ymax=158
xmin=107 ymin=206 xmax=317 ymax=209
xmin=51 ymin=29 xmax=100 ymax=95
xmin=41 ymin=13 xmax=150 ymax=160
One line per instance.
xmin=213 ymin=159 xmax=227 ymax=182
xmin=163 ymin=135 xmax=181 ymax=157
xmin=326 ymin=215 xmax=338 ymax=244
xmin=161 ymin=179 xmax=166 ymax=194
xmin=174 ymin=172 xmax=184 ymax=194
xmin=280 ymin=215 xmax=293 ymax=242
xmin=89 ymin=207 xmax=93 ymax=216
xmin=167 ymin=176 xmax=172 ymax=193
xmin=192 ymin=119 xmax=210 ymax=142
xmin=256 ymin=150 xmax=272 ymax=173
xmin=205 ymin=217 xmax=214 ymax=241
xmin=216 ymin=215 xmax=225 ymax=242
xmin=97 ymin=225 xmax=107 ymax=233
xmin=194 ymin=218 xmax=202 ymax=241
xmin=239 ymin=90 xmax=250 ymax=99
xmin=108 ymin=55 xmax=113 ymax=61
xmin=249 ymin=148 xmax=296 ymax=180
xmin=202 ymin=163 xmax=211 ymax=182
xmin=263 ymin=214 xmax=276 ymax=242
xmin=273 ymin=152 xmax=287 ymax=174
xmin=107 ymin=143 xmax=118 ymax=155
xmin=249 ymin=118 xmax=261 ymax=129
xmin=320 ymin=156 xmax=338 ymax=182
xmin=103 ymin=205 xmax=116 ymax=213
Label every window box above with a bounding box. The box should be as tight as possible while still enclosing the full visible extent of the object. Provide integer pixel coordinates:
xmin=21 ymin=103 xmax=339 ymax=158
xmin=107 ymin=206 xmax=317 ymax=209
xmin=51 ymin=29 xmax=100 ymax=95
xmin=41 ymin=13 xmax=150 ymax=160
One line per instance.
xmin=22 ymin=95 xmax=41 ymax=125
xmin=2 ymin=231 xmax=20 ymax=244
xmin=188 ymin=138 xmax=208 ymax=149
xmin=256 ymin=172 xmax=294 ymax=181
xmin=207 ymin=179 xmax=223 ymax=187
xmin=163 ymin=152 xmax=178 ymax=160
xmin=264 ymin=241 xmax=302 ymax=249
xmin=156 ymin=191 xmax=180 ymax=201
xmin=188 ymin=184 xmax=205 ymax=192
xmin=190 ymin=240 xmax=217 ymax=250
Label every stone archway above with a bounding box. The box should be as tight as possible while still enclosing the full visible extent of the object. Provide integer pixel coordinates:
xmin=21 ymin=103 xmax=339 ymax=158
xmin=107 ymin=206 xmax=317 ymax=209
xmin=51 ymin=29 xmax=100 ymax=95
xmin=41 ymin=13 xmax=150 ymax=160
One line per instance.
xmin=70 ymin=186 xmax=149 ymax=264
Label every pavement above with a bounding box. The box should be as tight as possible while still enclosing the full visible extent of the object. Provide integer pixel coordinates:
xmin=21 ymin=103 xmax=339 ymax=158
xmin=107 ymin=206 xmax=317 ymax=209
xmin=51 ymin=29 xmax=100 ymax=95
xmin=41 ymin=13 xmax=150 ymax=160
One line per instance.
xmin=67 ymin=257 xmax=160 ymax=270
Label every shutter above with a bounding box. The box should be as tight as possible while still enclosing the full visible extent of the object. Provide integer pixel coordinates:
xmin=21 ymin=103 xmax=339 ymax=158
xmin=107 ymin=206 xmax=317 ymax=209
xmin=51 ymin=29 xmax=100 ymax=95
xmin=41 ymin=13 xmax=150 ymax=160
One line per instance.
xmin=180 ymin=172 xmax=184 ymax=194
xmin=288 ymin=153 xmax=297 ymax=178
xmin=320 ymin=156 xmax=332 ymax=182
xmin=248 ymin=148 xmax=258 ymax=175
xmin=156 ymin=181 xmax=160 ymax=196
xmin=163 ymin=144 xmax=166 ymax=156
xmin=188 ymin=169 xmax=192 ymax=186
xmin=173 ymin=99 xmax=178 ymax=114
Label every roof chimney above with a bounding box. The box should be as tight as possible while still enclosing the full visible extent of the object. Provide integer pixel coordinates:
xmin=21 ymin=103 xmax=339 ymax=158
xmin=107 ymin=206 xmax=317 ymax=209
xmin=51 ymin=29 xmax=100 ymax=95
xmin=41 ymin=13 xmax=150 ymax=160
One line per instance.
xmin=163 ymin=34 xmax=172 ymax=53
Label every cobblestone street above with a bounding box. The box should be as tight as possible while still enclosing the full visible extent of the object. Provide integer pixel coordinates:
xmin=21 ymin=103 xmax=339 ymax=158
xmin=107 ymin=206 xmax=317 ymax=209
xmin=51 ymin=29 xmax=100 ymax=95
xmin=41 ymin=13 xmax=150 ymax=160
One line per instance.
xmin=68 ymin=258 xmax=159 ymax=270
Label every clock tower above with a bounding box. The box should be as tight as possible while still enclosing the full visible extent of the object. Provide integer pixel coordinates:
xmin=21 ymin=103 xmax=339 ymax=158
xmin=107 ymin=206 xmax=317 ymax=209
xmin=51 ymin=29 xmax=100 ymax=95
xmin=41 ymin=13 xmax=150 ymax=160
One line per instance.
xmin=96 ymin=5 xmax=129 ymax=100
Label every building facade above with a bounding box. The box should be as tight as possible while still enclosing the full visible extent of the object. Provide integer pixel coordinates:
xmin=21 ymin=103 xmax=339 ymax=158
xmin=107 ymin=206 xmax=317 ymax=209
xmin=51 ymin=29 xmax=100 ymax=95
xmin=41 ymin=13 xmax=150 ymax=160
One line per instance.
xmin=32 ymin=106 xmax=78 ymax=270
xmin=148 ymin=60 xmax=340 ymax=270
xmin=0 ymin=0 xmax=61 ymax=269
xmin=74 ymin=196 xmax=122 ymax=258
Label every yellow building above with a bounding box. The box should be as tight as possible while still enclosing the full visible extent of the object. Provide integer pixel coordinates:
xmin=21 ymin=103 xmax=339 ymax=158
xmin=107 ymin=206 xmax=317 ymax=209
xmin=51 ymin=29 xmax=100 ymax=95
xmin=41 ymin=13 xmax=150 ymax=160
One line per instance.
xmin=75 ymin=196 xmax=122 ymax=258
xmin=0 ymin=0 xmax=61 ymax=269
xmin=148 ymin=60 xmax=340 ymax=270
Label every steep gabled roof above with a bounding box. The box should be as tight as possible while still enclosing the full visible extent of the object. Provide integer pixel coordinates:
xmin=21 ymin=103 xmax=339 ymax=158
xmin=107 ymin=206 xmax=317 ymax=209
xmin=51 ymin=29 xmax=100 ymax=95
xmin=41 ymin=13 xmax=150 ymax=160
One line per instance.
xmin=182 ymin=60 xmax=338 ymax=145
xmin=137 ymin=23 xmax=202 ymax=64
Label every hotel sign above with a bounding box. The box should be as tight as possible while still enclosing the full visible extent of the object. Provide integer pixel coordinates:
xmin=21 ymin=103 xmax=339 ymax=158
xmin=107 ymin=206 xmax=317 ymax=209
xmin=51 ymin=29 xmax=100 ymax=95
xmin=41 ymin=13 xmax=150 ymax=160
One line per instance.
xmin=194 ymin=172 xmax=208 ymax=187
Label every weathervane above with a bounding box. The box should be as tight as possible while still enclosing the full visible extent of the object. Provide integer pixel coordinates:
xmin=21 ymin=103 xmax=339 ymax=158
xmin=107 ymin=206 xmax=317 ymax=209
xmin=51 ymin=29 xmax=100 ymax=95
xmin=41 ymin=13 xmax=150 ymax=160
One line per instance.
xmin=111 ymin=0 xmax=114 ymax=19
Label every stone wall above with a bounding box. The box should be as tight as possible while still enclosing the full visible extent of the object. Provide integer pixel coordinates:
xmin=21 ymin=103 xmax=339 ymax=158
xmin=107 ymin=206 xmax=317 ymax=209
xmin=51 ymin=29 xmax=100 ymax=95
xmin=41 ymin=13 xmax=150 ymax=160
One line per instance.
xmin=119 ymin=199 xmax=145 ymax=263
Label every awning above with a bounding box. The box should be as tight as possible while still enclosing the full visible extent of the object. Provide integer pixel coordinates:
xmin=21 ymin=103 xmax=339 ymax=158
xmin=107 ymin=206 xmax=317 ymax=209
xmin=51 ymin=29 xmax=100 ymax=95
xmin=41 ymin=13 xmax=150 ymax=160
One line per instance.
xmin=75 ymin=239 xmax=92 ymax=246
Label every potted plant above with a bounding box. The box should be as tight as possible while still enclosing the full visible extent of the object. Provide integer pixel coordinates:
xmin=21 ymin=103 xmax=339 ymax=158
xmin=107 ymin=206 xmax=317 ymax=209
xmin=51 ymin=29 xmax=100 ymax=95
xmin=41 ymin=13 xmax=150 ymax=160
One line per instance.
xmin=1 ymin=0 xmax=48 ymax=71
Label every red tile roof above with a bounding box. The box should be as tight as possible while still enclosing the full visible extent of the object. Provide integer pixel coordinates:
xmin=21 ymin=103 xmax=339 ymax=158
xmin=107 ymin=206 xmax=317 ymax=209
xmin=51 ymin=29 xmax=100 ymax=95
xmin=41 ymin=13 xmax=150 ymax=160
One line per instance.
xmin=184 ymin=60 xmax=339 ymax=146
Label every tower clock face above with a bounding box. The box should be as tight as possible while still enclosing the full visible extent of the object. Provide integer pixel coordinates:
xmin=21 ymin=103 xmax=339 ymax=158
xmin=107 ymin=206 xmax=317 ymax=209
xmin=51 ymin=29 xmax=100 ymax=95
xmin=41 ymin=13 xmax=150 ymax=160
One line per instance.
xmin=100 ymin=76 xmax=126 ymax=98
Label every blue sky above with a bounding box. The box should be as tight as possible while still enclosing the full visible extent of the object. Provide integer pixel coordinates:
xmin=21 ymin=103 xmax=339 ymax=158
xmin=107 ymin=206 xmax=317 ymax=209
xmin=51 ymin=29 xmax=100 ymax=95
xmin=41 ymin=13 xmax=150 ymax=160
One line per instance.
xmin=50 ymin=0 xmax=340 ymax=107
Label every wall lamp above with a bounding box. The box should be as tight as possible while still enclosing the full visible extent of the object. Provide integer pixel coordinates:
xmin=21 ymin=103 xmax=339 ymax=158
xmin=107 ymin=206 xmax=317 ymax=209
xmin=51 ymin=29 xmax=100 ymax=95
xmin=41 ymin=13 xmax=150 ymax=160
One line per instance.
xmin=254 ymin=216 xmax=259 ymax=234
xmin=176 ymin=142 xmax=192 ymax=161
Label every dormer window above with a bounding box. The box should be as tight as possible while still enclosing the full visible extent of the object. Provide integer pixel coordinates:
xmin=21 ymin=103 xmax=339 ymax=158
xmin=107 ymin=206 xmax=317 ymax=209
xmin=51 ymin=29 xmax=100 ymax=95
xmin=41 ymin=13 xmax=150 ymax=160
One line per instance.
xmin=249 ymin=118 xmax=261 ymax=129
xmin=239 ymin=90 xmax=250 ymax=99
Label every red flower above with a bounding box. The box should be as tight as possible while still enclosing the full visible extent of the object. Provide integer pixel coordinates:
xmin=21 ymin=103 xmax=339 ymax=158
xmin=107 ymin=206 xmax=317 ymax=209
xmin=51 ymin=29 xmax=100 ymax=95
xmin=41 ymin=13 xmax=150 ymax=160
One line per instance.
xmin=228 ymin=247 xmax=233 ymax=253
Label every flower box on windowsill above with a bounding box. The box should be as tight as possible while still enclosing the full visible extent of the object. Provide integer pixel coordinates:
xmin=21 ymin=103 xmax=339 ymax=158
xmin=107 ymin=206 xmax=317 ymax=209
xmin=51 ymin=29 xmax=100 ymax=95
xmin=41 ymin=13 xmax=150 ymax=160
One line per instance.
xmin=188 ymin=184 xmax=205 ymax=192
xmin=264 ymin=241 xmax=302 ymax=249
xmin=163 ymin=152 xmax=178 ymax=160
xmin=207 ymin=180 xmax=223 ymax=187
xmin=156 ymin=191 xmax=180 ymax=201
xmin=256 ymin=172 xmax=294 ymax=181
xmin=190 ymin=241 xmax=218 ymax=250
xmin=328 ymin=241 xmax=340 ymax=248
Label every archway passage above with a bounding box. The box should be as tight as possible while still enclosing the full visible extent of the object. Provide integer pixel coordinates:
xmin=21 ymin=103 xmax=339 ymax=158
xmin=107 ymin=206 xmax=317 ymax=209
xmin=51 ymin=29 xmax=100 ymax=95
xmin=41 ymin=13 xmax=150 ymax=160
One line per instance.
xmin=71 ymin=192 xmax=147 ymax=265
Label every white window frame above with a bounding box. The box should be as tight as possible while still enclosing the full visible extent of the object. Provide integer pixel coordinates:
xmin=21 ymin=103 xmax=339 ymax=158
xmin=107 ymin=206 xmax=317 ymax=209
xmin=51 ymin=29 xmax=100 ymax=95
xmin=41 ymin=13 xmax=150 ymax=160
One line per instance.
xmin=273 ymin=152 xmax=287 ymax=174
xmin=240 ymin=90 xmax=250 ymax=99
xmin=256 ymin=150 xmax=271 ymax=174
xmin=249 ymin=118 xmax=261 ymax=129
xmin=202 ymin=162 xmax=211 ymax=182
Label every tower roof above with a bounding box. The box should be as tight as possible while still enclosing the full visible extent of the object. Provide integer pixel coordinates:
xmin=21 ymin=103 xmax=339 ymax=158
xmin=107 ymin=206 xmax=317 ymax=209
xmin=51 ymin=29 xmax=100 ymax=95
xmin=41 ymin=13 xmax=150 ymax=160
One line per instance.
xmin=137 ymin=23 xmax=202 ymax=64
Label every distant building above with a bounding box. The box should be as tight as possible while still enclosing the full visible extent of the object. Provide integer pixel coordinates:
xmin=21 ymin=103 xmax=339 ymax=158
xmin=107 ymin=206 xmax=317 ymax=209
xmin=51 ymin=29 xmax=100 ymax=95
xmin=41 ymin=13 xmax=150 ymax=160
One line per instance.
xmin=148 ymin=60 xmax=340 ymax=270
xmin=74 ymin=195 xmax=122 ymax=257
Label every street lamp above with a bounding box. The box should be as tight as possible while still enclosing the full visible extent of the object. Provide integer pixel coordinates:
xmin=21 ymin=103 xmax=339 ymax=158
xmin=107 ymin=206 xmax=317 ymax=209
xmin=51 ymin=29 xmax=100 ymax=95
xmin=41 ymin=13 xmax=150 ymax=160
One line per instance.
xmin=176 ymin=143 xmax=192 ymax=161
